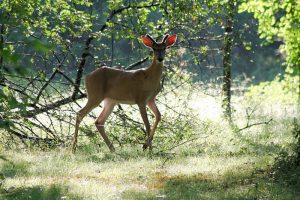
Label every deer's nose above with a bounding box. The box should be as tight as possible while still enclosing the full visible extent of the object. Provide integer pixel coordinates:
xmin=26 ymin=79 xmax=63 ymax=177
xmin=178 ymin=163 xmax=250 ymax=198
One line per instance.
xmin=158 ymin=58 xmax=163 ymax=62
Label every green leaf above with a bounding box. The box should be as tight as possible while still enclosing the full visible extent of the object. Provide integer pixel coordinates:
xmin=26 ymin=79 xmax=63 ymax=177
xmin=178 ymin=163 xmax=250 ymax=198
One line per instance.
xmin=32 ymin=40 xmax=52 ymax=52
xmin=60 ymin=9 xmax=71 ymax=16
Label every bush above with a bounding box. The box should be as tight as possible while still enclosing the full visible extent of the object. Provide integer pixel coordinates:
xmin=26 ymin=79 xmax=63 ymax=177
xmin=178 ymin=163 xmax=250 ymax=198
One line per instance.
xmin=245 ymin=74 xmax=298 ymax=106
xmin=271 ymin=118 xmax=300 ymax=188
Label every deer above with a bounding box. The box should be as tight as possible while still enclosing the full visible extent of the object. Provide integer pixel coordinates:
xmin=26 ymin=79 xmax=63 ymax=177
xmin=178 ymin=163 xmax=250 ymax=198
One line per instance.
xmin=72 ymin=34 xmax=177 ymax=153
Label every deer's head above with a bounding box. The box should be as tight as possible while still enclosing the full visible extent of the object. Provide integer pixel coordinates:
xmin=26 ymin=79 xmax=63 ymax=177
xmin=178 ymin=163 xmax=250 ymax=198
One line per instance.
xmin=141 ymin=34 xmax=177 ymax=63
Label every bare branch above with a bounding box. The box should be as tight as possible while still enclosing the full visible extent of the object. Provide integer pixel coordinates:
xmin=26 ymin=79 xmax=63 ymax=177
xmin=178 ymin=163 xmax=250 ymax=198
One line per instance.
xmin=24 ymin=93 xmax=86 ymax=118
xmin=125 ymin=56 xmax=149 ymax=70
xmin=8 ymin=128 xmax=57 ymax=144
xmin=239 ymin=118 xmax=273 ymax=132
xmin=34 ymin=69 xmax=59 ymax=105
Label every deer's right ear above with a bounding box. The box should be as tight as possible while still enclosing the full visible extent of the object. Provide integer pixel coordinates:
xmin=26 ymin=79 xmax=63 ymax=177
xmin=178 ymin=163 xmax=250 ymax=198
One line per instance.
xmin=141 ymin=35 xmax=153 ymax=48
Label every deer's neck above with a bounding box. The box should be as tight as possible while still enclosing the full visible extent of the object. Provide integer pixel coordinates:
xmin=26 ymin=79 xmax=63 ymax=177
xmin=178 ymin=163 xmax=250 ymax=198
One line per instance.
xmin=146 ymin=58 xmax=163 ymax=81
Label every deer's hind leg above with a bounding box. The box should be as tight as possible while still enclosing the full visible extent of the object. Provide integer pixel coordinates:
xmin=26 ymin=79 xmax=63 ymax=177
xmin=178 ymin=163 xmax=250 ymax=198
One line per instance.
xmin=95 ymin=98 xmax=116 ymax=152
xmin=72 ymin=71 xmax=107 ymax=153
xmin=72 ymin=98 xmax=102 ymax=153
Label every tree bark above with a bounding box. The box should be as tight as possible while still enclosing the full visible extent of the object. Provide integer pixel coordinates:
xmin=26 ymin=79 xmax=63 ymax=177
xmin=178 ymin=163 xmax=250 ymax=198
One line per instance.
xmin=0 ymin=23 xmax=5 ymax=71
xmin=71 ymin=36 xmax=93 ymax=100
xmin=222 ymin=0 xmax=235 ymax=121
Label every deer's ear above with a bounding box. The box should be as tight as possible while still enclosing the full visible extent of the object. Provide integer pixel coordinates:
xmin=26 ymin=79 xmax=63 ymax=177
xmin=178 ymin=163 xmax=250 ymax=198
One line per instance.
xmin=165 ymin=34 xmax=177 ymax=47
xmin=141 ymin=35 xmax=153 ymax=48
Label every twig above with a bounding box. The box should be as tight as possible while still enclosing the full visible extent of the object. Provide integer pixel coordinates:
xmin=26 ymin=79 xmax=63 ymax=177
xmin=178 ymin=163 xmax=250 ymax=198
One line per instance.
xmin=33 ymin=69 xmax=59 ymax=105
xmin=239 ymin=118 xmax=273 ymax=132
xmin=8 ymin=128 xmax=56 ymax=144
xmin=2 ymin=73 xmax=71 ymax=85
xmin=24 ymin=93 xmax=86 ymax=118
xmin=156 ymin=136 xmax=207 ymax=155
xmin=125 ymin=56 xmax=149 ymax=70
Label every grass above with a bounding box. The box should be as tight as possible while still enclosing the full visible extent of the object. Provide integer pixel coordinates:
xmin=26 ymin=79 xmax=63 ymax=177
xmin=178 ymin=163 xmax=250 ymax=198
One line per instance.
xmin=1 ymin=92 xmax=299 ymax=199
xmin=1 ymin=148 xmax=298 ymax=200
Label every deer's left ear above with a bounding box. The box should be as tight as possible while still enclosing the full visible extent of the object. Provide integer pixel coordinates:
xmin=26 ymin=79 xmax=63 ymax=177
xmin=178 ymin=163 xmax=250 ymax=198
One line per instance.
xmin=165 ymin=34 xmax=177 ymax=47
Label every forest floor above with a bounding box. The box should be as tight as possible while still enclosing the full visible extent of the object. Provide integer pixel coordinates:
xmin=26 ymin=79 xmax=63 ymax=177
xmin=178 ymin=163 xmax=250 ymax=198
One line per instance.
xmin=1 ymin=95 xmax=300 ymax=199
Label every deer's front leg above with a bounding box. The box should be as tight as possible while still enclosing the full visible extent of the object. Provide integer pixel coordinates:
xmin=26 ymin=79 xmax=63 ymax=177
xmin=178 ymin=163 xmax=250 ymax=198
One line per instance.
xmin=147 ymin=99 xmax=161 ymax=141
xmin=138 ymin=103 xmax=151 ymax=149
xmin=143 ymin=99 xmax=161 ymax=149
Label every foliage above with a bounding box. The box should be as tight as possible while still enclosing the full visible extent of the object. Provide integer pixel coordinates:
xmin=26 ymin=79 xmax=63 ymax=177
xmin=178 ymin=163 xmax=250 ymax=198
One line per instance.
xmin=270 ymin=119 xmax=300 ymax=192
xmin=0 ymin=0 xmax=92 ymax=39
xmin=245 ymin=74 xmax=298 ymax=105
xmin=240 ymin=0 xmax=300 ymax=72
xmin=294 ymin=119 xmax=300 ymax=164
xmin=240 ymin=0 xmax=300 ymax=103
xmin=276 ymin=119 xmax=300 ymax=164
xmin=0 ymin=0 xmax=93 ymax=131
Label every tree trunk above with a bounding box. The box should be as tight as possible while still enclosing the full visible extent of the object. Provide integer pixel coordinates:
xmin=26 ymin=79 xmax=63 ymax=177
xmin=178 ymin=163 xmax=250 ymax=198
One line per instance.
xmin=222 ymin=0 xmax=235 ymax=121
xmin=0 ymin=24 xmax=4 ymax=70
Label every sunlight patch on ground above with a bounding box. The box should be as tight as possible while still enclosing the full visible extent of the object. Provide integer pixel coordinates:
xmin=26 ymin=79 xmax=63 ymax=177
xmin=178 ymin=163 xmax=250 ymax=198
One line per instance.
xmin=164 ymin=155 xmax=255 ymax=177
xmin=189 ymin=93 xmax=222 ymax=120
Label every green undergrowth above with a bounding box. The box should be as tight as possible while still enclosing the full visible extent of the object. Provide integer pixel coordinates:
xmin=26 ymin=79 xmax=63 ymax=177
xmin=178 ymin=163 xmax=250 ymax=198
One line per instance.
xmin=1 ymin=114 xmax=299 ymax=199
xmin=1 ymin=87 xmax=299 ymax=199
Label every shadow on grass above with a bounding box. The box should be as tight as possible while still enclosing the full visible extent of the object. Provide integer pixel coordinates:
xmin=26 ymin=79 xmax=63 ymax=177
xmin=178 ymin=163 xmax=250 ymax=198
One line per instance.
xmin=1 ymin=184 xmax=82 ymax=200
xmin=241 ymin=141 xmax=283 ymax=157
xmin=160 ymin=173 xmax=299 ymax=200
xmin=123 ymin=168 xmax=300 ymax=200
xmin=0 ymin=157 xmax=83 ymax=200
xmin=271 ymin=152 xmax=300 ymax=194
xmin=78 ymin=143 xmax=149 ymax=163
xmin=0 ymin=160 xmax=30 ymax=178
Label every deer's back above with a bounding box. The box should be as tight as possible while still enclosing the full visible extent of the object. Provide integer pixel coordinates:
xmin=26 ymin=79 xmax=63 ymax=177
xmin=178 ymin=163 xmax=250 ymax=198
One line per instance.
xmin=85 ymin=67 xmax=161 ymax=104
